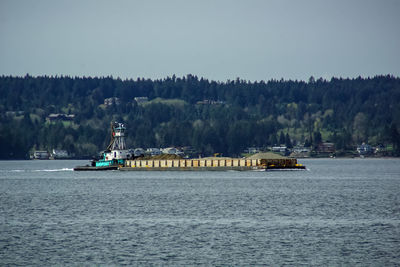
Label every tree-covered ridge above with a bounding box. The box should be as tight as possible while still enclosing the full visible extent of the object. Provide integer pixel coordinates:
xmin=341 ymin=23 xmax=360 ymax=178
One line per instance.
xmin=0 ymin=74 xmax=399 ymax=159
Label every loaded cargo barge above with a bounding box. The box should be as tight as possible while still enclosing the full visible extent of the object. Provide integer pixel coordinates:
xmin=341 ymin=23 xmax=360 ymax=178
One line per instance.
xmin=120 ymin=157 xmax=305 ymax=171
xmin=74 ymin=122 xmax=305 ymax=171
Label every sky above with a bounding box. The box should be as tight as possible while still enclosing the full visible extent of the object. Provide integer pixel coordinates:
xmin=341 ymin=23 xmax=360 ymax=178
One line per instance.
xmin=1 ymin=0 xmax=399 ymax=82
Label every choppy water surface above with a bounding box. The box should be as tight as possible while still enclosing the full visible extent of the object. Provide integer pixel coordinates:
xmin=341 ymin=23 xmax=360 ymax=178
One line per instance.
xmin=1 ymin=159 xmax=399 ymax=266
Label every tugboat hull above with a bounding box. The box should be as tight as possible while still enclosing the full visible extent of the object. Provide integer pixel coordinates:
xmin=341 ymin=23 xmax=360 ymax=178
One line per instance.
xmin=73 ymin=165 xmax=118 ymax=171
xmin=74 ymin=122 xmax=129 ymax=171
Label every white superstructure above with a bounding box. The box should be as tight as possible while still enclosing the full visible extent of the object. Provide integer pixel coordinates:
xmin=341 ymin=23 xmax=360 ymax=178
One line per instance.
xmin=103 ymin=122 xmax=130 ymax=160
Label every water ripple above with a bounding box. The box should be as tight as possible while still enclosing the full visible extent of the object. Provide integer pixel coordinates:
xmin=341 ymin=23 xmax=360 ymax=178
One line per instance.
xmin=0 ymin=159 xmax=399 ymax=265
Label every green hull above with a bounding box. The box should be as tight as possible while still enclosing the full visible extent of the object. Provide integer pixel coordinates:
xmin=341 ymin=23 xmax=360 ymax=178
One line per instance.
xmin=95 ymin=159 xmax=125 ymax=167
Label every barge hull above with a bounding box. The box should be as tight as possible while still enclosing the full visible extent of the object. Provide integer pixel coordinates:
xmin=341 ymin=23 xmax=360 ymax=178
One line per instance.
xmin=119 ymin=166 xmax=305 ymax=171
xmin=119 ymin=166 xmax=265 ymax=171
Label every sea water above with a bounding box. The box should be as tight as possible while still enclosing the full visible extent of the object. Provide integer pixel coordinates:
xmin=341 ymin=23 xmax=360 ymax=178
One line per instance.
xmin=1 ymin=159 xmax=399 ymax=266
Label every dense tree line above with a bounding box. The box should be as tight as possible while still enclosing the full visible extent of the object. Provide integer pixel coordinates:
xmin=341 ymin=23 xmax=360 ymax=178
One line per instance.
xmin=0 ymin=74 xmax=399 ymax=159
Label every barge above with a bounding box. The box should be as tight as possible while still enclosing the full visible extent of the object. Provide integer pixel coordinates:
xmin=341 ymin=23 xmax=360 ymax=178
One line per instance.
xmin=120 ymin=157 xmax=305 ymax=171
xmin=74 ymin=122 xmax=305 ymax=171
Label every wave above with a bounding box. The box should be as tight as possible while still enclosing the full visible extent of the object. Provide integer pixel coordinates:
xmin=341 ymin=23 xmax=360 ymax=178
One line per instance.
xmin=7 ymin=169 xmax=26 ymax=172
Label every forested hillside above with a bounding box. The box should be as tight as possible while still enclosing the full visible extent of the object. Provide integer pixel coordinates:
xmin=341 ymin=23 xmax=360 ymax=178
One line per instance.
xmin=1 ymin=74 xmax=399 ymax=159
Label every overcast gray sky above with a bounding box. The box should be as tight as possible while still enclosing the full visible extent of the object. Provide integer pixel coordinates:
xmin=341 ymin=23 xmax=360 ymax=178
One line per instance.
xmin=1 ymin=0 xmax=399 ymax=81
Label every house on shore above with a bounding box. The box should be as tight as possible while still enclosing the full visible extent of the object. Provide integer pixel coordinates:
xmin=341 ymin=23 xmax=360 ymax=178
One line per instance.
xmin=32 ymin=151 xmax=50 ymax=160
xmin=47 ymin=113 xmax=75 ymax=122
xmin=104 ymin=97 xmax=121 ymax=106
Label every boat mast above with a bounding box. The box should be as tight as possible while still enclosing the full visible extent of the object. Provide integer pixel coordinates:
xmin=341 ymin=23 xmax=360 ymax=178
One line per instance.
xmin=107 ymin=122 xmax=126 ymax=151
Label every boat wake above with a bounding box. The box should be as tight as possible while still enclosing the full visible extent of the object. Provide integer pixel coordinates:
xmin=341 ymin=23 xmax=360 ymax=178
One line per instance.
xmin=4 ymin=168 xmax=74 ymax=173
xmin=35 ymin=168 xmax=74 ymax=172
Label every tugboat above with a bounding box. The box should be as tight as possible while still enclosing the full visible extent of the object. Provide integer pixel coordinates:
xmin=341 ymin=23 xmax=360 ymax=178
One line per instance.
xmin=74 ymin=122 xmax=131 ymax=171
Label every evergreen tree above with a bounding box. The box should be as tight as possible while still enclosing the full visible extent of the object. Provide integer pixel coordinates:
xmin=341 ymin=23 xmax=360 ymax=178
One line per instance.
xmin=285 ymin=133 xmax=293 ymax=148
xmin=279 ymin=132 xmax=285 ymax=145
xmin=313 ymin=131 xmax=322 ymax=145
